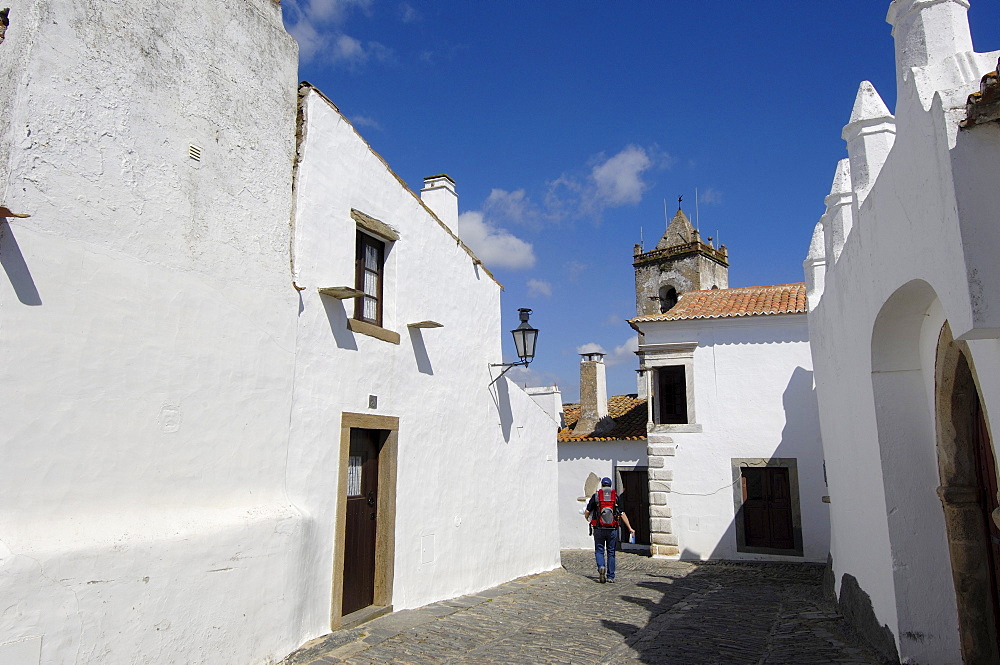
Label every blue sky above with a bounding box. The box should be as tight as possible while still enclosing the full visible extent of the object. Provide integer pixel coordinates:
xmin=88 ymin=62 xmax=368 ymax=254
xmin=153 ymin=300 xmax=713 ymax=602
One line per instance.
xmin=282 ymin=1 xmax=1000 ymax=402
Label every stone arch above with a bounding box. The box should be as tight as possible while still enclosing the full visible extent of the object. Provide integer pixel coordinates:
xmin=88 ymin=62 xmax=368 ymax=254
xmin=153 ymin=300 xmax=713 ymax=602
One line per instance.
xmin=934 ymin=322 xmax=1000 ymax=664
xmin=869 ymin=279 xmax=961 ymax=662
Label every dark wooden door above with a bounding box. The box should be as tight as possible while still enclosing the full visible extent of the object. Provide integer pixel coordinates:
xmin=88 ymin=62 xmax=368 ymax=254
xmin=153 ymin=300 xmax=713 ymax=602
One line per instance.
xmin=974 ymin=402 xmax=1000 ymax=648
xmin=619 ymin=470 xmax=650 ymax=545
xmin=742 ymin=467 xmax=794 ymax=550
xmin=342 ymin=429 xmax=379 ymax=616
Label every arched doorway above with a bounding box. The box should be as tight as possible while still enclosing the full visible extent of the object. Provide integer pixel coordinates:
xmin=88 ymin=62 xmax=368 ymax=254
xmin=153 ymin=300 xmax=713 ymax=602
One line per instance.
xmin=935 ymin=324 xmax=1000 ymax=664
xmin=869 ymin=280 xmax=960 ymax=662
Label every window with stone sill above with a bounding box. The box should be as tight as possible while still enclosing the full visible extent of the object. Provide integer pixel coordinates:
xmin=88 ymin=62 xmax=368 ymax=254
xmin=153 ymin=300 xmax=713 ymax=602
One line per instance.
xmin=355 ymin=231 xmax=385 ymax=326
xmin=655 ymin=365 xmax=688 ymax=424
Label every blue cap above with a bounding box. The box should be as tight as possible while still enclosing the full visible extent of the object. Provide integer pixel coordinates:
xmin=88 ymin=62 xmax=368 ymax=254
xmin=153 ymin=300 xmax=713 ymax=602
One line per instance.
xmin=601 ymin=477 xmax=612 ymax=486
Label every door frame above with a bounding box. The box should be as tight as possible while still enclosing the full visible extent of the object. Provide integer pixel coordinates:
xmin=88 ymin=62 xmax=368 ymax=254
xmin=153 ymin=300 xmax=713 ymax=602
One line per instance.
xmin=332 ymin=412 xmax=399 ymax=630
xmin=731 ymin=457 xmax=804 ymax=557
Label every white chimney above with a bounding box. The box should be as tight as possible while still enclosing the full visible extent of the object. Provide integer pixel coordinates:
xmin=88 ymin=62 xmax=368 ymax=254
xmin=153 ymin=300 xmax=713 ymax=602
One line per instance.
xmin=420 ymin=174 xmax=459 ymax=237
xmin=526 ymin=386 xmax=565 ymax=428
xmin=576 ymin=353 xmax=610 ymax=436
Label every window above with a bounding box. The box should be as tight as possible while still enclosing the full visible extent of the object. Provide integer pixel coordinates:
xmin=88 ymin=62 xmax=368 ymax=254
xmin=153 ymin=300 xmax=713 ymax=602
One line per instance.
xmin=656 ymin=365 xmax=687 ymax=424
xmin=355 ymin=232 xmax=384 ymax=326
xmin=658 ymin=286 xmax=678 ymax=313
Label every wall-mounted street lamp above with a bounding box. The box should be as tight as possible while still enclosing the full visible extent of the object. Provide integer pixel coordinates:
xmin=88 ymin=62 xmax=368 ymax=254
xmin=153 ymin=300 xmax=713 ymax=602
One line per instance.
xmin=490 ymin=308 xmax=538 ymax=385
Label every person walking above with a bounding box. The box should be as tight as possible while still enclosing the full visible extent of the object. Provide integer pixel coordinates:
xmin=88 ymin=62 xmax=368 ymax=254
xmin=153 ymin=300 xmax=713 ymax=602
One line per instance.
xmin=585 ymin=477 xmax=635 ymax=583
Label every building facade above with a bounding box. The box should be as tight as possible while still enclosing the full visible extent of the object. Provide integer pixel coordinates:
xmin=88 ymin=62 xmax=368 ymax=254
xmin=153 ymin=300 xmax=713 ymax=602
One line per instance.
xmin=804 ymin=1 xmax=1000 ymax=662
xmin=630 ymin=284 xmax=829 ymax=562
xmin=0 ymin=4 xmax=558 ymax=664
xmin=557 ymin=354 xmax=648 ymax=550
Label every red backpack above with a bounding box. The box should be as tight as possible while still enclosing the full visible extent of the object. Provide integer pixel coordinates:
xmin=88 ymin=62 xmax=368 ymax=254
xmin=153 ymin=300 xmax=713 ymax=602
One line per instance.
xmin=591 ymin=488 xmax=618 ymax=528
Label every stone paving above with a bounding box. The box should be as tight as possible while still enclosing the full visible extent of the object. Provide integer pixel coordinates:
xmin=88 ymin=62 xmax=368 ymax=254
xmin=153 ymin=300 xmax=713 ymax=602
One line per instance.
xmin=281 ymin=551 xmax=889 ymax=665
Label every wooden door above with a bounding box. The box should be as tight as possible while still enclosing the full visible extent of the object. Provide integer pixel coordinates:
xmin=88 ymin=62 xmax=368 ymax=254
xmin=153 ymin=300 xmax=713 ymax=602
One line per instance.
xmin=619 ymin=470 xmax=650 ymax=545
xmin=974 ymin=402 xmax=1000 ymax=648
xmin=342 ymin=429 xmax=380 ymax=616
xmin=742 ymin=467 xmax=794 ymax=550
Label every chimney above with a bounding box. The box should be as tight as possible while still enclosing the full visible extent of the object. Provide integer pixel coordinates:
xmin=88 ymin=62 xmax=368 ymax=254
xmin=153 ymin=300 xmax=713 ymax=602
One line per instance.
xmin=576 ymin=352 xmax=611 ymax=436
xmin=420 ymin=174 xmax=459 ymax=237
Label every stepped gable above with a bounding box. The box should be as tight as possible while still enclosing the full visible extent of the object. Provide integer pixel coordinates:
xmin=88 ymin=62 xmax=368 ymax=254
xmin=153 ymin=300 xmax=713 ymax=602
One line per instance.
xmin=559 ymin=394 xmax=647 ymax=442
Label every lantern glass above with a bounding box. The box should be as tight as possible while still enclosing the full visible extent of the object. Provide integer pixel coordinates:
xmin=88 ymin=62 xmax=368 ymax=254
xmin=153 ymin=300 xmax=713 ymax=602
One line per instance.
xmin=511 ymin=308 xmax=538 ymax=364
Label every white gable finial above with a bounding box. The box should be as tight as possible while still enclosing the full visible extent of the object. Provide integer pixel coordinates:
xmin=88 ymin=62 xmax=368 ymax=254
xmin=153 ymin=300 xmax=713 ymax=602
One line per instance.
xmin=824 ymin=159 xmax=854 ymax=263
xmin=804 ymin=220 xmax=827 ymax=310
xmin=887 ymin=0 xmax=973 ymax=74
xmin=842 ymin=82 xmax=896 ymax=211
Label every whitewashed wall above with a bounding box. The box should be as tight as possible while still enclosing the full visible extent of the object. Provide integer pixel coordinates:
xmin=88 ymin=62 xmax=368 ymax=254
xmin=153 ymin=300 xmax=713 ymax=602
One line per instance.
xmin=0 ymin=3 xmax=559 ymax=664
xmin=286 ymin=88 xmax=559 ymax=639
xmin=805 ymin=2 xmax=1000 ymax=661
xmin=557 ymin=440 xmax=647 ymax=549
xmin=0 ymin=1 xmax=306 ymax=664
xmin=640 ymin=314 xmax=829 ymax=562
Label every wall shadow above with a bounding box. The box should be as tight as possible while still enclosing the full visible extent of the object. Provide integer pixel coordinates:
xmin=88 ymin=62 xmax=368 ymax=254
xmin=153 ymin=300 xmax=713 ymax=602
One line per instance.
xmin=489 ymin=374 xmax=514 ymax=443
xmin=321 ymin=296 xmax=358 ymax=350
xmin=408 ymin=327 xmax=433 ymax=375
xmin=1 ymin=223 xmax=41 ymax=305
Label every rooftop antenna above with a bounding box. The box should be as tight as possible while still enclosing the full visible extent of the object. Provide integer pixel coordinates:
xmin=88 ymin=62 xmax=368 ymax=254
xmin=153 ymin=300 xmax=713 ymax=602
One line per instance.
xmin=640 ymin=224 xmax=644 ymax=250
xmin=695 ymin=187 xmax=701 ymax=233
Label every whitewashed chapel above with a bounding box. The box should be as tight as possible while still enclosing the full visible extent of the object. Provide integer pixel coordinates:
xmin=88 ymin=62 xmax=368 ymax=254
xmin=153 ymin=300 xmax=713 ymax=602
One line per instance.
xmin=557 ymin=209 xmax=829 ymax=563
xmin=629 ymin=210 xmax=829 ymax=562
xmin=0 ymin=2 xmax=558 ymax=664
xmin=804 ymin=1 xmax=1000 ymax=663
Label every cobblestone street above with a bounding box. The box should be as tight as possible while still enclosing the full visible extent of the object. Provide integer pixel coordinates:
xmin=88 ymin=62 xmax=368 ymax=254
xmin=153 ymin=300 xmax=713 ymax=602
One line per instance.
xmin=282 ymin=551 xmax=887 ymax=665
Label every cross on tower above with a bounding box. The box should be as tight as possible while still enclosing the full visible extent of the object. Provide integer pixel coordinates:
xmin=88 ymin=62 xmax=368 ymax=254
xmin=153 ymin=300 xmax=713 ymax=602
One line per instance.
xmin=677 ymin=195 xmax=683 ymax=210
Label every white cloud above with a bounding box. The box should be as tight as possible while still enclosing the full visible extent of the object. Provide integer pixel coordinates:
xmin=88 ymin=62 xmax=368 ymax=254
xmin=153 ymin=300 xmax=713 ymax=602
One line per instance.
xmin=576 ymin=342 xmax=606 ymax=355
xmin=543 ymin=145 xmax=658 ymax=222
xmin=398 ymin=2 xmax=420 ymax=22
xmin=589 ymin=145 xmax=652 ymax=207
xmin=459 ymin=211 xmax=536 ymax=270
xmin=699 ymin=187 xmax=723 ymax=205
xmin=350 ymin=114 xmax=383 ymax=131
xmin=484 ymin=188 xmax=539 ymax=228
xmin=527 ymin=279 xmax=552 ymax=297
xmin=282 ymin=0 xmax=389 ymax=67
xmin=605 ymin=336 xmax=639 ymax=367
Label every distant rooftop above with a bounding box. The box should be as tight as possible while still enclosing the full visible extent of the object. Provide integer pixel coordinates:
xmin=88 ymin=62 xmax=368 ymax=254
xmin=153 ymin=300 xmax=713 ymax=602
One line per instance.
xmin=559 ymin=394 xmax=647 ymax=442
xmin=631 ymin=283 xmax=807 ymax=323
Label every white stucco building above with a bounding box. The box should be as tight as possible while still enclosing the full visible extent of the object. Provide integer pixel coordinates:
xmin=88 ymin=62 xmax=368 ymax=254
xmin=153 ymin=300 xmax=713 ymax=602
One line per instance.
xmin=0 ymin=3 xmax=558 ymax=664
xmin=630 ymin=284 xmax=829 ymax=563
xmin=557 ymin=354 xmax=649 ymax=550
xmin=803 ymin=1 xmax=1000 ymax=662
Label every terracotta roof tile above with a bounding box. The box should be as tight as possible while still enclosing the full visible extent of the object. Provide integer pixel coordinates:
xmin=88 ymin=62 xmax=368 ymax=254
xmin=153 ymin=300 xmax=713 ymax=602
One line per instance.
xmin=630 ymin=283 xmax=807 ymax=323
xmin=962 ymin=57 xmax=1000 ymax=128
xmin=558 ymin=394 xmax=648 ymax=442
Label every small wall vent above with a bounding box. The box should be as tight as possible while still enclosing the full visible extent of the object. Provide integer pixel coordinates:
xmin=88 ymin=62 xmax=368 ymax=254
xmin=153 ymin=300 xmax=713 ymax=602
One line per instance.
xmin=188 ymin=144 xmax=202 ymax=162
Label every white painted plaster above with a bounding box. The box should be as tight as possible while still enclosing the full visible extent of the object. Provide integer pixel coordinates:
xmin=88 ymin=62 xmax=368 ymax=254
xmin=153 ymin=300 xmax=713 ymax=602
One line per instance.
xmin=287 ymin=88 xmax=559 ymax=633
xmin=557 ymin=440 xmax=647 ymax=549
xmin=806 ymin=4 xmax=1000 ymax=660
xmin=635 ymin=315 xmax=829 ymax=563
xmin=0 ymin=5 xmax=559 ymax=663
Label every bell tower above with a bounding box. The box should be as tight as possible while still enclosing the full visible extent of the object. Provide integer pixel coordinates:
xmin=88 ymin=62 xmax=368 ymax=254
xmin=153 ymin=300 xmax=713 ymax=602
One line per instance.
xmin=633 ymin=207 xmax=729 ymax=317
